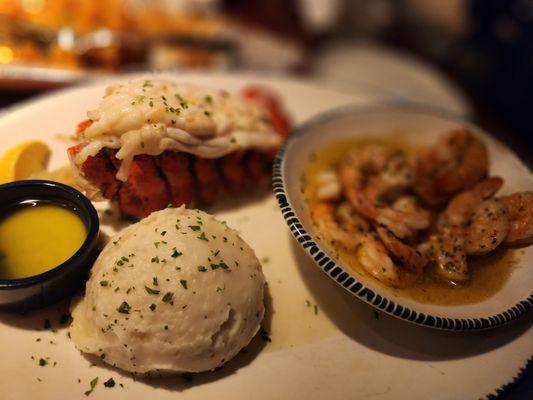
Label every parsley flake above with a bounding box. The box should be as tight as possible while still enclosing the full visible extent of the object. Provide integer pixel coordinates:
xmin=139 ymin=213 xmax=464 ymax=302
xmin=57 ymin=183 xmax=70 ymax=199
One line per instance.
xmin=117 ymin=302 xmax=131 ymax=314
xmin=171 ymin=249 xmax=182 ymax=258
xmin=145 ymin=286 xmax=160 ymax=295
xmin=84 ymin=377 xmax=98 ymax=396
xmin=103 ymin=378 xmax=115 ymax=388
xmin=197 ymin=232 xmax=208 ymax=241
xmin=162 ymin=292 xmax=174 ymax=303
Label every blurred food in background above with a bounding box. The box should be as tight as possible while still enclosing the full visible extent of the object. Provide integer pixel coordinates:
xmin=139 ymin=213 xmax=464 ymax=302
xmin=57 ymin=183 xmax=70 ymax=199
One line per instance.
xmin=0 ymin=0 xmax=530 ymax=162
xmin=0 ymin=0 xmax=233 ymax=87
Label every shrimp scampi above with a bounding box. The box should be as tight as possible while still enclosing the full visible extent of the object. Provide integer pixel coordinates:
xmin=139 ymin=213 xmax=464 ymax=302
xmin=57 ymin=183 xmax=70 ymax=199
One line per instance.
xmin=308 ymin=129 xmax=532 ymax=290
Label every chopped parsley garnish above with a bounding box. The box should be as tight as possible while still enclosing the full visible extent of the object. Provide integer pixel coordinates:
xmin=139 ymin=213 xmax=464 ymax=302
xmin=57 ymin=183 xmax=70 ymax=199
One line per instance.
xmin=162 ymin=292 xmax=174 ymax=303
xmin=103 ymin=378 xmax=115 ymax=388
xmin=149 ymin=100 xmax=154 ymax=107
xmin=197 ymin=266 xmax=207 ymax=272
xmin=149 ymin=303 xmax=157 ymax=311
xmin=99 ymin=281 xmax=109 ymax=287
xmin=153 ymin=277 xmax=158 ymax=286
xmin=188 ymin=225 xmax=201 ymax=231
xmin=39 ymin=358 xmax=47 ymax=366
xmin=117 ymin=302 xmax=131 ymax=314
xmin=171 ymin=249 xmax=182 ymax=258
xmin=151 ymin=256 xmax=160 ymax=263
xmin=145 ymin=286 xmax=160 ymax=295
xmin=197 ymin=232 xmax=208 ymax=241
xmin=161 ymin=231 xmax=167 ymax=236
xmin=180 ymin=280 xmax=188 ymax=289
xmin=219 ymin=262 xmax=229 ymax=270
xmin=133 ymin=95 xmax=146 ymax=104
xmin=140 ymin=141 xmax=145 ymax=148
xmin=85 ymin=377 xmax=98 ymax=396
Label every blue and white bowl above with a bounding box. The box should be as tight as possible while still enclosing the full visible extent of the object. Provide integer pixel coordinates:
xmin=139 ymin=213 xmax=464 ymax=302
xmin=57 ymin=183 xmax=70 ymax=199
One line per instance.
xmin=273 ymin=104 xmax=533 ymax=331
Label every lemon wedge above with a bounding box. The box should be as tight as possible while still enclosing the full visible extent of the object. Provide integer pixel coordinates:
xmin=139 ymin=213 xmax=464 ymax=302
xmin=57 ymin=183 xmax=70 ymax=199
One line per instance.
xmin=0 ymin=141 xmax=51 ymax=184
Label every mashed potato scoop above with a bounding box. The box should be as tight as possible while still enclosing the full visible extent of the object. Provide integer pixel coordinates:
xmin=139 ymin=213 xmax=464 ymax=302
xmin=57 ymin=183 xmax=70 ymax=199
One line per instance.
xmin=69 ymin=207 xmax=265 ymax=374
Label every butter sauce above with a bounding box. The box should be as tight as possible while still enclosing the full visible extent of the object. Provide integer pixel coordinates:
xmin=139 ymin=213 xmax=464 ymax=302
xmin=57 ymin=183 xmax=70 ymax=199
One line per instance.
xmin=0 ymin=201 xmax=87 ymax=280
xmin=304 ymin=138 xmax=516 ymax=306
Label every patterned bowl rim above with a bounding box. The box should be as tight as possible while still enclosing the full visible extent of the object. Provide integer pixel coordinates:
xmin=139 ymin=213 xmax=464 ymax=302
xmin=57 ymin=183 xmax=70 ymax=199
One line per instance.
xmin=272 ymin=102 xmax=533 ymax=332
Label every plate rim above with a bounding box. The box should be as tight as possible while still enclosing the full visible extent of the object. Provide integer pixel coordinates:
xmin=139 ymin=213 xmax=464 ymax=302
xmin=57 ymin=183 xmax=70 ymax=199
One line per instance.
xmin=273 ymin=102 xmax=533 ymax=332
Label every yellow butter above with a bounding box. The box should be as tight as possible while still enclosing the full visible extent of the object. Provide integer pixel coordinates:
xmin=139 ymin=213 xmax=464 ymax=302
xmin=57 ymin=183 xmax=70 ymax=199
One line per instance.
xmin=0 ymin=204 xmax=86 ymax=279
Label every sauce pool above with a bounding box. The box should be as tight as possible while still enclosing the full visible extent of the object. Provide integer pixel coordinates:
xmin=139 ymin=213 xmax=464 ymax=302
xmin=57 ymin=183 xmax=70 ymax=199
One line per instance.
xmin=0 ymin=202 xmax=87 ymax=280
xmin=304 ymin=138 xmax=516 ymax=306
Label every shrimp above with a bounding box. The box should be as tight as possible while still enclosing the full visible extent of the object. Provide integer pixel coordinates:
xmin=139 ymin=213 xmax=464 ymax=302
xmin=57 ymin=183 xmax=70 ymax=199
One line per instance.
xmin=310 ymin=201 xmax=369 ymax=251
xmin=339 ymin=145 xmax=413 ymax=220
xmin=335 ymin=201 xmax=371 ymax=234
xmin=500 ymin=191 xmax=533 ymax=246
xmin=316 ymin=169 xmax=342 ymax=201
xmin=465 ymin=199 xmax=509 ymax=255
xmin=438 ymin=176 xmax=504 ymax=229
xmin=375 ymin=196 xmax=431 ymax=239
xmin=376 ymin=227 xmax=429 ymax=273
xmin=414 ymin=129 xmax=488 ymax=205
xmin=357 ymin=235 xmax=415 ymax=288
xmin=437 ymin=177 xmax=508 ymax=257
xmin=310 ymin=201 xmax=413 ymax=287
xmin=425 ymin=228 xmax=469 ymax=283
xmin=338 ymin=145 xmax=428 ymax=239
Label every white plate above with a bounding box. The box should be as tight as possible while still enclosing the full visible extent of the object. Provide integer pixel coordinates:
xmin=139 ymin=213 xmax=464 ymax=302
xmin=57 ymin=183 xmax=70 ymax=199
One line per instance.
xmin=274 ymin=104 xmax=533 ymax=331
xmin=0 ymin=72 xmax=531 ymax=400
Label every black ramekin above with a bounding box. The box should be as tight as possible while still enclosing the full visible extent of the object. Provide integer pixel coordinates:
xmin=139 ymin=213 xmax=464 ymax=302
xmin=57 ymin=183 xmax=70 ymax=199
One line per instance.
xmin=0 ymin=180 xmax=99 ymax=311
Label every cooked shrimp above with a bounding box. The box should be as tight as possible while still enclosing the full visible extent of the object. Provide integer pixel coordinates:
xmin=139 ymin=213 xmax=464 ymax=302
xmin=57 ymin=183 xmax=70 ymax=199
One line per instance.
xmin=316 ymin=169 xmax=342 ymax=201
xmin=375 ymin=196 xmax=430 ymax=239
xmin=465 ymin=199 xmax=509 ymax=255
xmin=427 ymin=228 xmax=469 ymax=282
xmin=310 ymin=201 xmax=369 ymax=251
xmin=339 ymin=145 xmax=413 ymax=219
xmin=414 ymin=129 xmax=488 ymax=204
xmin=376 ymin=227 xmax=429 ymax=273
xmin=335 ymin=201 xmax=371 ymax=234
xmin=500 ymin=191 xmax=533 ymax=246
xmin=438 ymin=176 xmax=504 ymax=229
xmin=357 ymin=235 xmax=415 ymax=288
xmin=338 ymin=145 xmax=427 ymax=239
xmin=311 ymin=201 xmax=411 ymax=287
